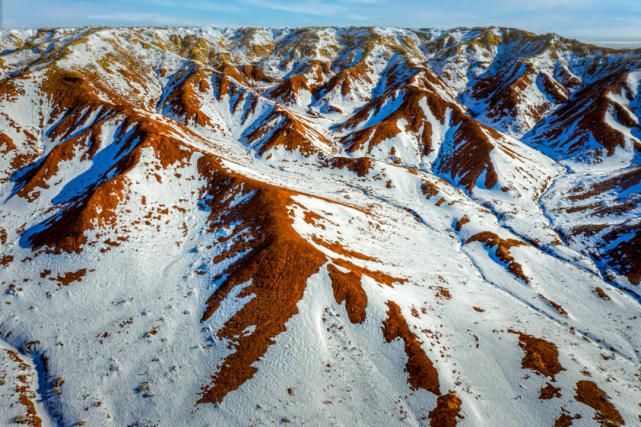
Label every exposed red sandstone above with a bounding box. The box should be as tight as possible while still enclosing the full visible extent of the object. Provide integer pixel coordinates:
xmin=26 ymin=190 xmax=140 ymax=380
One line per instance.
xmin=466 ymin=232 xmax=529 ymax=283
xmin=382 ymin=301 xmax=440 ymax=394
xmin=509 ymin=330 xmax=564 ymax=380
xmin=575 ymin=380 xmax=624 ymax=426
xmin=328 ymin=264 xmax=368 ymax=324
xmin=428 ymin=392 xmax=462 ymax=427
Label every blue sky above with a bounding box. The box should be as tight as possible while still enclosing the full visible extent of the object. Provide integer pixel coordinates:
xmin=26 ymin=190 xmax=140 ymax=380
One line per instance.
xmin=4 ymin=0 xmax=641 ymax=45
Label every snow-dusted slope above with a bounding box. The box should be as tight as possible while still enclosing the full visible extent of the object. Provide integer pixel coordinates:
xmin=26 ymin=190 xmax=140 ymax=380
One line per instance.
xmin=0 ymin=26 xmax=640 ymax=427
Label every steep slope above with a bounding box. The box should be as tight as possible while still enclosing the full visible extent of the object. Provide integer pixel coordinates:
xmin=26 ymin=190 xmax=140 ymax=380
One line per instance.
xmin=425 ymin=27 xmax=636 ymax=138
xmin=525 ymin=70 xmax=641 ymax=165
xmin=542 ymin=165 xmax=641 ymax=290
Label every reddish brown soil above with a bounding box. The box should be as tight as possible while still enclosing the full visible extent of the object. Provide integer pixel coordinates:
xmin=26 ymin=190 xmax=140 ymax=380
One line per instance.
xmin=301 ymin=210 xmax=325 ymax=229
xmin=4 ymin=350 xmax=42 ymax=427
xmin=11 ymin=65 xmax=404 ymax=405
xmin=53 ymin=269 xmax=87 ymax=286
xmin=600 ymin=225 xmax=641 ymax=285
xmin=26 ymin=131 xmax=178 ymax=253
xmin=509 ymin=330 xmax=564 ymax=380
xmin=556 ymin=65 xmax=582 ymax=89
xmin=328 ymin=264 xmax=368 ymax=324
xmin=238 ymin=64 xmax=276 ymax=85
xmin=474 ymin=63 xmax=535 ymax=119
xmin=9 ymin=38 xmax=634 ymax=422
xmin=539 ymin=382 xmax=562 ymax=399
xmin=539 ymin=72 xmax=569 ymax=103
xmin=382 ymin=301 xmax=440 ymax=394
xmin=466 ymin=232 xmax=529 ymax=283
xmin=475 ymin=62 xmax=567 ymax=125
xmin=321 ymin=61 xmax=371 ymax=97
xmin=533 ymin=72 xmax=636 ymax=157
xmin=196 ymin=155 xmax=403 ymax=403
xmin=554 ymin=413 xmax=581 ymax=427
xmin=0 ymin=75 xmax=25 ymax=103
xmin=574 ymin=380 xmax=624 ymax=426
xmin=341 ymin=83 xmax=447 ymax=157
xmin=422 ymin=181 xmax=440 ymax=199
xmin=326 ymin=156 xmax=374 ymax=177
xmin=568 ymin=166 xmax=641 ymax=202
xmin=570 ymin=224 xmax=610 ymax=238
xmin=197 ymin=155 xmax=327 ymax=404
xmin=212 ymin=67 xmax=260 ymax=118
xmin=311 ymin=235 xmax=377 ymax=262
xmin=161 ymin=66 xmax=212 ymax=127
xmin=332 ymin=258 xmax=406 ymax=287
xmin=454 ymin=216 xmax=470 ymax=232
xmin=595 ymin=287 xmax=611 ymax=301
xmin=335 ymin=64 xmax=452 ymax=158
xmin=245 ymin=107 xmax=329 ymax=156
xmin=428 ymin=392 xmax=462 ymax=427
xmin=22 ymin=67 xmax=192 ymax=254
xmin=539 ymin=294 xmax=568 ymax=316
xmin=214 ymin=64 xmax=248 ymax=100
xmin=17 ymin=119 xmax=104 ymax=202
xmin=270 ymin=74 xmax=311 ymax=103
xmin=434 ymin=286 xmax=452 ymax=300
xmin=0 ymin=131 xmax=15 ymax=154
xmin=438 ymin=111 xmax=501 ymax=191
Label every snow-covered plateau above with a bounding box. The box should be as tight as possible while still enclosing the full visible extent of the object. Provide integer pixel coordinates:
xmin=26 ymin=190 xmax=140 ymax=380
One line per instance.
xmin=0 ymin=26 xmax=640 ymax=426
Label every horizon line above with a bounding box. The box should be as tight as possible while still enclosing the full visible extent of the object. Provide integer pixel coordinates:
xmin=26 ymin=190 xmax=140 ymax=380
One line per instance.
xmin=1 ymin=24 xmax=637 ymax=48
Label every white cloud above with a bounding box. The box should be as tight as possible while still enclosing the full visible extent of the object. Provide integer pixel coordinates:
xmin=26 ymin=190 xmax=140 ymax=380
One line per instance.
xmin=129 ymin=0 xmax=242 ymax=13
xmin=87 ymin=12 xmax=214 ymax=27
xmin=4 ymin=0 xmax=641 ymax=41
xmin=243 ymin=0 xmax=347 ymax=16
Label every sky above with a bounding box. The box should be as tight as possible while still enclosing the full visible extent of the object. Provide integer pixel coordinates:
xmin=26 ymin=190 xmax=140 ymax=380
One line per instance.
xmin=4 ymin=0 xmax=641 ymax=46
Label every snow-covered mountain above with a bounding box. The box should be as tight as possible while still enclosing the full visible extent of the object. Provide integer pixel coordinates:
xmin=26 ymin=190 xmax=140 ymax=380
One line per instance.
xmin=0 ymin=26 xmax=640 ymax=427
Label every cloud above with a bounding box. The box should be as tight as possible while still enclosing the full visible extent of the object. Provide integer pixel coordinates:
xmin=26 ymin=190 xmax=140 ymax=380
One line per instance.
xmin=346 ymin=0 xmax=384 ymax=4
xmin=87 ymin=12 xmax=196 ymax=25
xmin=86 ymin=12 xmax=230 ymax=27
xmin=127 ymin=0 xmax=242 ymax=13
xmin=243 ymin=0 xmax=347 ymax=16
xmin=4 ymin=0 xmax=641 ymax=41
xmin=346 ymin=14 xmax=371 ymax=22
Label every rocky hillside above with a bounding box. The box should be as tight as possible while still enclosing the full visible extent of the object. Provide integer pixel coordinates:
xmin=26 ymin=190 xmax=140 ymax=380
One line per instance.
xmin=0 ymin=26 xmax=640 ymax=426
